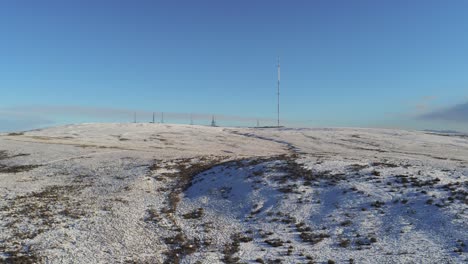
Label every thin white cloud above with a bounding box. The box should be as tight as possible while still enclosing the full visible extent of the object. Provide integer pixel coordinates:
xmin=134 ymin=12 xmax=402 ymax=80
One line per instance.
xmin=418 ymin=102 xmax=468 ymax=123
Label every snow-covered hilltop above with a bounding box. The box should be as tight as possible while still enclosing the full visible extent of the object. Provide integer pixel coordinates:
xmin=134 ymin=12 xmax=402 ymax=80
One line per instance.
xmin=0 ymin=123 xmax=467 ymax=263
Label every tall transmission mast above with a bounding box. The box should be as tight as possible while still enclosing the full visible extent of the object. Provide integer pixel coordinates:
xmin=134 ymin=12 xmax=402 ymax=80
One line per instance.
xmin=211 ymin=115 xmax=216 ymax=127
xmin=277 ymin=57 xmax=280 ymax=128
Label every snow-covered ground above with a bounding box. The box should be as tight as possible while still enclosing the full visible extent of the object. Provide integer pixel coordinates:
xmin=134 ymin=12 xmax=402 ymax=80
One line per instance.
xmin=0 ymin=123 xmax=466 ymax=263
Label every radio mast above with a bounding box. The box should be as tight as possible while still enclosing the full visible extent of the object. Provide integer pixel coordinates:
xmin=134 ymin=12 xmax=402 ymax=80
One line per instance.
xmin=277 ymin=57 xmax=280 ymax=128
xmin=211 ymin=115 xmax=216 ymax=127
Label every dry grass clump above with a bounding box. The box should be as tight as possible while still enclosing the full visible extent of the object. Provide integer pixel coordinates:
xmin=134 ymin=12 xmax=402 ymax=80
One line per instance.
xmin=222 ymin=233 xmax=242 ymax=263
xmin=339 ymin=239 xmax=351 ymax=248
xmin=7 ymin=132 xmax=24 ymax=136
xmin=296 ymin=222 xmax=330 ymax=245
xmin=182 ymin=207 xmax=204 ymax=219
xmin=340 ymin=220 xmax=353 ymax=227
xmin=163 ymin=234 xmax=201 ymax=264
xmin=264 ymin=238 xmax=284 ymax=247
xmin=0 ymin=164 xmax=41 ymax=173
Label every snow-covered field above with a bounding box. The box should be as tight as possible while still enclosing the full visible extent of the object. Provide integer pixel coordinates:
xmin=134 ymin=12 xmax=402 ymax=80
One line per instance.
xmin=0 ymin=123 xmax=467 ymax=263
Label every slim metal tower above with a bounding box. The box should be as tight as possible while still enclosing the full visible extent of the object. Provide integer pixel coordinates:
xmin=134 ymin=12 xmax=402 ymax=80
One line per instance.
xmin=152 ymin=112 xmax=155 ymax=123
xmin=277 ymin=57 xmax=280 ymax=128
xmin=211 ymin=115 xmax=216 ymax=127
xmin=161 ymin=112 xmax=164 ymax=123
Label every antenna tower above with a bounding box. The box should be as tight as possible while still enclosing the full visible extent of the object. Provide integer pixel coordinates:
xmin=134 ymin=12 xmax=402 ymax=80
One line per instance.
xmin=211 ymin=115 xmax=216 ymax=127
xmin=277 ymin=57 xmax=280 ymax=128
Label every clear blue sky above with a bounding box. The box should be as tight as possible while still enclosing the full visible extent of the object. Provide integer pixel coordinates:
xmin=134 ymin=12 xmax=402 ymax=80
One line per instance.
xmin=1 ymin=0 xmax=468 ymax=131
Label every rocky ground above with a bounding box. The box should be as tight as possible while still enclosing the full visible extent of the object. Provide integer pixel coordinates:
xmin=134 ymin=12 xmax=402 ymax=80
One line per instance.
xmin=0 ymin=123 xmax=466 ymax=263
